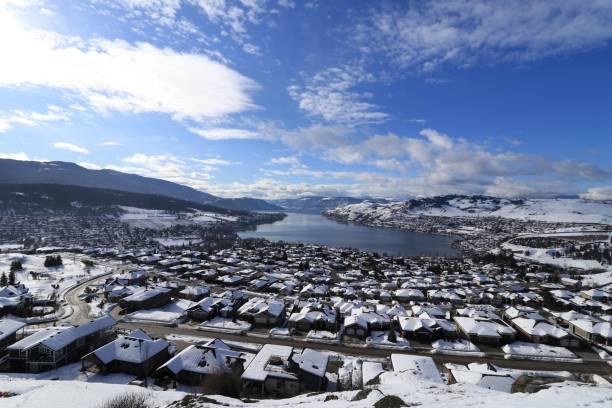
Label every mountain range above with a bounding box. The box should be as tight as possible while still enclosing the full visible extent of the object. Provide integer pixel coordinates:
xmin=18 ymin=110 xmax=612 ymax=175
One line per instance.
xmin=326 ymin=195 xmax=612 ymax=225
xmin=271 ymin=196 xmax=390 ymax=214
xmin=0 ymin=159 xmax=282 ymax=212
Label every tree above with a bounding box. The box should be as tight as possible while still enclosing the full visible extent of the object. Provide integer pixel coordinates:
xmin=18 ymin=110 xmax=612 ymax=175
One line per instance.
xmin=44 ymin=255 xmax=63 ymax=267
xmin=387 ymin=329 xmax=397 ymax=343
xmin=0 ymin=272 xmax=7 ymax=287
xmin=10 ymin=260 xmax=23 ymax=271
xmin=8 ymin=270 xmax=15 ymax=286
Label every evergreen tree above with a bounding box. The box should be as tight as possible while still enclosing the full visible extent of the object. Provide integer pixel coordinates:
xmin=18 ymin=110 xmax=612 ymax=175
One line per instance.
xmin=8 ymin=270 xmax=15 ymax=286
xmin=10 ymin=260 xmax=23 ymax=271
xmin=0 ymin=272 xmax=7 ymax=287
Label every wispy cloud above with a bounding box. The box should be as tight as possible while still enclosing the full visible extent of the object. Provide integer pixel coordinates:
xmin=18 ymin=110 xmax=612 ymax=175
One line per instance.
xmin=53 ymin=142 xmax=90 ymax=154
xmin=288 ymin=66 xmax=388 ymax=126
xmin=355 ymin=1 xmax=612 ymax=71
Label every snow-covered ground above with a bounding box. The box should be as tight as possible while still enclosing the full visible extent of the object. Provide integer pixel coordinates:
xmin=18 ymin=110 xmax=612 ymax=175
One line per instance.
xmin=502 ymin=342 xmax=579 ymax=361
xmin=0 ymin=253 xmax=114 ymax=300
xmin=119 ymin=207 xmax=238 ymax=229
xmin=328 ymin=197 xmax=612 ymax=225
xmin=152 ymin=237 xmax=202 ymax=247
xmin=1 ymin=371 xmax=611 ymax=408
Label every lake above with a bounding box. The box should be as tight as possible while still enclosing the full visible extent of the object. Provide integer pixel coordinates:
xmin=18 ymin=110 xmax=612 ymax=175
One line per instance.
xmin=238 ymin=212 xmax=459 ymax=257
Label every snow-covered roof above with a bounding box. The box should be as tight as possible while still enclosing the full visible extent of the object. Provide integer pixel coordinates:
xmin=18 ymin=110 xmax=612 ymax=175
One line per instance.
xmin=0 ymin=318 xmax=26 ymax=342
xmin=159 ymin=339 xmax=242 ymax=375
xmin=291 ymin=348 xmax=328 ymax=378
xmin=453 ymin=317 xmax=515 ymax=338
xmin=89 ymin=333 xmax=169 ymax=364
xmin=241 ymin=344 xmax=297 ymax=382
xmin=8 ymin=316 xmax=115 ymax=351
xmin=512 ymin=317 xmax=569 ymax=339
xmin=390 ymin=354 xmax=443 ymax=383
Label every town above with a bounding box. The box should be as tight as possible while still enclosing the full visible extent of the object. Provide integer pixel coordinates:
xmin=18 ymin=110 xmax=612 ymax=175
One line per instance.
xmin=0 ymin=223 xmax=610 ymax=405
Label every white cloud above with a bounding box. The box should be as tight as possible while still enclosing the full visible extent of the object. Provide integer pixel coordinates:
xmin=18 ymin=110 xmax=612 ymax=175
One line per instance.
xmin=0 ymin=152 xmax=30 ymax=161
xmin=580 ymin=186 xmax=612 ymax=201
xmin=288 ymin=66 xmax=388 ymax=126
xmin=0 ymin=105 xmax=71 ymax=132
xmin=357 ymin=1 xmax=612 ymax=71
xmin=53 ymin=142 xmax=90 ymax=154
xmin=99 ymin=141 xmax=121 ymax=146
xmin=0 ymin=10 xmax=258 ymax=122
xmin=78 ymin=161 xmax=103 ymax=170
xmin=189 ymin=127 xmax=263 ymax=140
xmin=0 ymin=118 xmax=10 ymax=133
xmin=266 ymin=155 xmax=299 ymax=165
xmin=190 ymin=157 xmax=237 ymax=166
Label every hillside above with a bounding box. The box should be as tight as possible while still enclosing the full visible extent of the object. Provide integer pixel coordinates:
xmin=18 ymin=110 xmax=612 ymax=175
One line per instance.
xmin=272 ymin=196 xmax=389 ymax=214
xmin=0 ymin=159 xmax=280 ymax=211
xmin=1 ymin=373 xmax=609 ymax=408
xmin=327 ymin=195 xmax=612 ymax=225
xmin=0 ymin=183 xmax=245 ymax=216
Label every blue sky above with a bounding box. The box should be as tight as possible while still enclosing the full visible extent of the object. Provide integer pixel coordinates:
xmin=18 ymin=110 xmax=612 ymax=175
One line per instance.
xmin=0 ymin=0 xmax=611 ymax=200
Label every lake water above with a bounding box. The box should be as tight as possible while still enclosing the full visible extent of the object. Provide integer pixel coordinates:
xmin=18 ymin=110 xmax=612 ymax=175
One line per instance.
xmin=238 ymin=212 xmax=459 ymax=257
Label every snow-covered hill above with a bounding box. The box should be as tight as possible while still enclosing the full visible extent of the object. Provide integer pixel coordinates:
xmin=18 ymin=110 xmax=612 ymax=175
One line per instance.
xmin=272 ymin=196 xmax=390 ymax=214
xmin=327 ymin=195 xmax=612 ymax=225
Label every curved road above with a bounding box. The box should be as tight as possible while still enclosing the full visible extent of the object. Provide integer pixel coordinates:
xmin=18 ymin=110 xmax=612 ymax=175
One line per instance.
xmin=60 ymin=271 xmax=114 ymax=324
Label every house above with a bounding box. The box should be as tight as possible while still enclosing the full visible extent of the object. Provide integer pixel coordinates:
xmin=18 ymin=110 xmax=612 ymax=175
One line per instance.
xmin=241 ymin=345 xmax=327 ymax=398
xmin=453 ymin=316 xmax=516 ymax=346
xmin=510 ymin=317 xmax=581 ymax=348
xmin=241 ymin=344 xmax=300 ymax=398
xmin=177 ymin=286 xmax=210 ymax=301
xmin=114 ymin=270 xmax=148 ymax=286
xmin=7 ymin=316 xmax=116 ymax=372
xmin=0 ymin=318 xmax=26 ymax=352
xmin=82 ymin=329 xmax=171 ymax=377
xmin=394 ymin=288 xmax=425 ymax=302
xmin=237 ymin=297 xmax=286 ymax=327
xmin=119 ymin=287 xmax=172 ymax=313
xmin=289 ymin=348 xmax=329 ymax=392
xmin=344 ymin=309 xmax=391 ymax=338
xmin=287 ymin=302 xmax=337 ymax=333
xmin=569 ymin=318 xmax=612 ymax=346
xmin=157 ymin=339 xmax=245 ymax=386
xmin=397 ymin=316 xmax=456 ymax=341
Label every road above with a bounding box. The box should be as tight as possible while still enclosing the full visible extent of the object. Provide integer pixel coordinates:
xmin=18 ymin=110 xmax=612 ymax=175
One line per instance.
xmin=60 ymin=271 xmax=114 ymax=324
xmin=116 ymin=320 xmax=612 ymax=376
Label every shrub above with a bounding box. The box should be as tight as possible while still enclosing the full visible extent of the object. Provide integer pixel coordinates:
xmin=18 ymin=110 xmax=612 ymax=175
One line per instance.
xmin=374 ymin=395 xmax=410 ymax=408
xmin=99 ymin=392 xmax=149 ymax=408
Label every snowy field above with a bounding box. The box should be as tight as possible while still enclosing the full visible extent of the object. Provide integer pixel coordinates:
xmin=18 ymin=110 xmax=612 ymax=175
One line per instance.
xmin=119 ymin=207 xmax=238 ymax=229
xmin=0 ymin=253 xmax=115 ymax=300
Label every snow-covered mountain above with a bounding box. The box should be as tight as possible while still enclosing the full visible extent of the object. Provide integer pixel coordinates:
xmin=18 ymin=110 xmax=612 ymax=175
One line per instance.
xmin=326 ymin=195 xmax=612 ymax=225
xmin=271 ymin=196 xmax=390 ymax=214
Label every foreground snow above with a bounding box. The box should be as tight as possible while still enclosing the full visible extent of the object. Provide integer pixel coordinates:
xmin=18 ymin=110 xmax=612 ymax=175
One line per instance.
xmin=1 ymin=371 xmax=611 ymax=408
